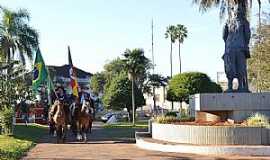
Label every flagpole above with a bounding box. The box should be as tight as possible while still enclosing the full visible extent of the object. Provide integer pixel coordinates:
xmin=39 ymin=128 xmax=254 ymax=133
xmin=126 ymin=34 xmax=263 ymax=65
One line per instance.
xmin=151 ymin=18 xmax=157 ymax=116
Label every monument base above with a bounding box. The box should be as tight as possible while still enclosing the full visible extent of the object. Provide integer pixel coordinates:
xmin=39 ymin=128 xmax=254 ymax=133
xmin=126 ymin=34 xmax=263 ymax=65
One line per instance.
xmin=189 ymin=93 xmax=270 ymax=122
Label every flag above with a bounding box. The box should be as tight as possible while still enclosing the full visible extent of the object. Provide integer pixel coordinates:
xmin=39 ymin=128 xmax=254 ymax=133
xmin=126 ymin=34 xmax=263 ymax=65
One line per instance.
xmin=68 ymin=46 xmax=79 ymax=97
xmin=32 ymin=48 xmax=55 ymax=104
xmin=46 ymin=71 xmax=55 ymax=105
xmin=32 ymin=48 xmax=48 ymax=91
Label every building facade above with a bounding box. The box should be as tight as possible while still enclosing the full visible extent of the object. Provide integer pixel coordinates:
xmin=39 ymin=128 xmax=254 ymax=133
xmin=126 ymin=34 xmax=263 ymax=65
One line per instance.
xmin=48 ymin=65 xmax=92 ymax=94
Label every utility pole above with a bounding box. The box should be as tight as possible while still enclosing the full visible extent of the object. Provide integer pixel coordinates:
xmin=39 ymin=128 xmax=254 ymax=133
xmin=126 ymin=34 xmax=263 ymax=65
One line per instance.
xmin=152 ymin=19 xmax=154 ymax=74
xmin=151 ymin=19 xmax=157 ymax=116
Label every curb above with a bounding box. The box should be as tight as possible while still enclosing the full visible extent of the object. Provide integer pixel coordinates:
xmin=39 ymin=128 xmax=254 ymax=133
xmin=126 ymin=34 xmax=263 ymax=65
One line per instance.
xmin=135 ymin=132 xmax=270 ymax=156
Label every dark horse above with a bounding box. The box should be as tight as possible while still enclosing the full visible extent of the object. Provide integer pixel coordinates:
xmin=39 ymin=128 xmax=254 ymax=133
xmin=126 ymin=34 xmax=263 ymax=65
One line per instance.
xmin=71 ymin=99 xmax=93 ymax=142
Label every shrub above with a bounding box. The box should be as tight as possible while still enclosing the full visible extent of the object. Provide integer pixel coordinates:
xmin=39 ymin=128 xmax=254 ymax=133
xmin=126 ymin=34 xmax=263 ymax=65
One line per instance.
xmin=155 ymin=116 xmax=179 ymax=124
xmin=246 ymin=113 xmax=270 ymax=127
xmin=165 ymin=111 xmax=178 ymax=117
xmin=154 ymin=115 xmax=195 ymax=124
xmin=0 ymin=106 xmax=14 ymax=135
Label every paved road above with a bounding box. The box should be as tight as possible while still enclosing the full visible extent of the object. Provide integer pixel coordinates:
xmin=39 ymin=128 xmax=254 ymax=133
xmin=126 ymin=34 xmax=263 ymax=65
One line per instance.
xmin=23 ymin=122 xmax=270 ymax=160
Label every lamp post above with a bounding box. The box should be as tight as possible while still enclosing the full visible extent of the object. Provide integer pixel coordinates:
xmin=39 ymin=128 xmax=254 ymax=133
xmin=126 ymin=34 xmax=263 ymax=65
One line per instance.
xmin=128 ymin=72 xmax=135 ymax=126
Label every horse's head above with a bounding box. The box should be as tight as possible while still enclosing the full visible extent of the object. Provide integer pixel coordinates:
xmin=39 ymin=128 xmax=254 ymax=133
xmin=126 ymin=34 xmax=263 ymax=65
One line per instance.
xmin=54 ymin=100 xmax=65 ymax=116
xmin=81 ymin=100 xmax=91 ymax=114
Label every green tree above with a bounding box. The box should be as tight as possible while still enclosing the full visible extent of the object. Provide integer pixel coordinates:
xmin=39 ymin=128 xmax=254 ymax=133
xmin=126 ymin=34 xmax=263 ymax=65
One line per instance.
xmin=165 ymin=25 xmax=177 ymax=78
xmin=0 ymin=7 xmax=39 ymax=64
xmin=102 ymin=72 xmax=145 ymax=121
xmin=248 ymin=21 xmax=270 ymax=92
xmin=167 ymin=72 xmax=222 ymax=103
xmin=175 ymin=24 xmax=188 ymax=74
xmin=0 ymin=60 xmax=35 ymax=134
xmin=103 ymin=58 xmax=126 ymax=83
xmin=90 ymin=72 xmax=106 ymax=96
xmin=123 ymin=48 xmax=151 ymax=125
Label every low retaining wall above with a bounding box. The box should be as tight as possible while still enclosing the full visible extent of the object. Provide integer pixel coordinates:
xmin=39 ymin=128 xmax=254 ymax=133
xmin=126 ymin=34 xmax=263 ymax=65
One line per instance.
xmin=152 ymin=123 xmax=270 ymax=145
xmin=136 ymin=134 xmax=270 ymax=156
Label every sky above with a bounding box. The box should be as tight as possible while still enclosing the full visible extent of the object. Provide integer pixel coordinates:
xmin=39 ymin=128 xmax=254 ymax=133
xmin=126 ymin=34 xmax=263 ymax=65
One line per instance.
xmin=1 ymin=0 xmax=267 ymax=81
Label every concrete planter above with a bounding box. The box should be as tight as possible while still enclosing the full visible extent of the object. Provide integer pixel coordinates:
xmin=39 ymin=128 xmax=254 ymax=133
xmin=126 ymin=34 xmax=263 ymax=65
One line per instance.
xmin=152 ymin=123 xmax=270 ymax=145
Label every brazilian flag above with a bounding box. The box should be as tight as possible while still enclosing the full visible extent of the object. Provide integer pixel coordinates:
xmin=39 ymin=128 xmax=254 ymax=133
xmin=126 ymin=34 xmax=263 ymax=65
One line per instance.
xmin=32 ymin=48 xmax=54 ymax=92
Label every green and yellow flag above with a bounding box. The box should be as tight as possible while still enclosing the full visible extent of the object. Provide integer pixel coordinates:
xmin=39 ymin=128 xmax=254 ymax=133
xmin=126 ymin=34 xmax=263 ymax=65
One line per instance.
xmin=32 ymin=48 xmax=55 ymax=105
xmin=32 ymin=48 xmax=48 ymax=90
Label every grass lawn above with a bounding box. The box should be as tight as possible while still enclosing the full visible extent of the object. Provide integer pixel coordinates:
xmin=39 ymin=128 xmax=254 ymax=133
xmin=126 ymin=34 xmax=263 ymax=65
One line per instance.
xmin=0 ymin=124 xmax=47 ymax=160
xmin=101 ymin=120 xmax=149 ymax=140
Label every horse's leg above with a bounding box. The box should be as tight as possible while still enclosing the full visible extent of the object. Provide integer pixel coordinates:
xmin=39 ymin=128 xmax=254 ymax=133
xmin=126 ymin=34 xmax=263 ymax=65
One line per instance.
xmin=82 ymin=125 xmax=87 ymax=143
xmin=59 ymin=125 xmax=63 ymax=144
xmin=79 ymin=123 xmax=83 ymax=141
xmin=72 ymin=119 xmax=77 ymax=136
xmin=89 ymin=118 xmax=92 ymax=134
xmin=83 ymin=120 xmax=89 ymax=142
xmin=63 ymin=124 xmax=67 ymax=143
xmin=49 ymin=122 xmax=53 ymax=135
xmin=76 ymin=121 xmax=81 ymax=141
xmin=56 ymin=125 xmax=60 ymax=144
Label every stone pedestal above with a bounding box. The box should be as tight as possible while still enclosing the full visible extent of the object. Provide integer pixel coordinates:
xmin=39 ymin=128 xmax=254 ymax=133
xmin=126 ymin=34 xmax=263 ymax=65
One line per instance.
xmin=189 ymin=93 xmax=270 ymax=122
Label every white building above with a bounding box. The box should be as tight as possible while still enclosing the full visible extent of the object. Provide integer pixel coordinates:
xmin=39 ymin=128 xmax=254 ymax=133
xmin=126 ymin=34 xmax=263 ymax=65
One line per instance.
xmin=143 ymin=86 xmax=188 ymax=113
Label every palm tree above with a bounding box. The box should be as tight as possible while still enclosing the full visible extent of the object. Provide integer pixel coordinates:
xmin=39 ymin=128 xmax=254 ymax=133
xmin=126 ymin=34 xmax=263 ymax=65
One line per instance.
xmin=165 ymin=25 xmax=177 ymax=78
xmin=0 ymin=6 xmax=39 ymax=65
xmin=193 ymin=0 xmax=263 ymax=21
xmin=165 ymin=25 xmax=177 ymax=110
xmin=175 ymin=24 xmax=188 ymax=74
xmin=123 ymin=48 xmax=151 ymax=125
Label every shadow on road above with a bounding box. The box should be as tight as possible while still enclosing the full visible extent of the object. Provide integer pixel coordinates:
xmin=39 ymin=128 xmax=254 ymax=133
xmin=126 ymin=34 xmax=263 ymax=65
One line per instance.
xmin=39 ymin=121 xmax=145 ymax=144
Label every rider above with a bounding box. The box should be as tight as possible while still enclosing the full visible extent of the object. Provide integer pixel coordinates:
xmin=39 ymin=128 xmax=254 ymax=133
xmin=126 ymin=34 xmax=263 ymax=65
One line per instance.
xmin=48 ymin=86 xmax=69 ymax=128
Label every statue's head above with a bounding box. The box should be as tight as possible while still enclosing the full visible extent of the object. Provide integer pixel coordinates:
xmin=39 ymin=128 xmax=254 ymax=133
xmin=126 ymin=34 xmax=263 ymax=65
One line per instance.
xmin=233 ymin=3 xmax=246 ymax=19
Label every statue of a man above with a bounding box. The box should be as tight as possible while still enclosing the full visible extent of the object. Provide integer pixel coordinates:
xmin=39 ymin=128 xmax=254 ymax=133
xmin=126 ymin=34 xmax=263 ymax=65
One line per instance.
xmin=222 ymin=3 xmax=251 ymax=92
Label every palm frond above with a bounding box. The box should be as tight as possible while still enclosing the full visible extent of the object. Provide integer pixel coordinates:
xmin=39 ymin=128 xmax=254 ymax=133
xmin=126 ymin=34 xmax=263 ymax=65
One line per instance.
xmin=0 ymin=7 xmax=39 ymax=64
xmin=193 ymin=0 xmax=266 ymax=21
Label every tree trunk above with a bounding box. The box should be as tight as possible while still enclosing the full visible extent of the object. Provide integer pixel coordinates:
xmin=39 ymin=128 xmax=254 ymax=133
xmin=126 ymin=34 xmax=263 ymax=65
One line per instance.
xmin=131 ymin=78 xmax=136 ymax=126
xmin=178 ymin=41 xmax=181 ymax=74
xmin=126 ymin=107 xmax=132 ymax=122
xmin=170 ymin=41 xmax=173 ymax=78
xmin=170 ymin=40 xmax=174 ymax=110
xmin=153 ymin=87 xmax=156 ymax=116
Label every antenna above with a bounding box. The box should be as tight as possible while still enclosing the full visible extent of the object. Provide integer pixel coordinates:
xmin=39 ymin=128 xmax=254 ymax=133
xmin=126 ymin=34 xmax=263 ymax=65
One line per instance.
xmin=151 ymin=18 xmax=155 ymax=74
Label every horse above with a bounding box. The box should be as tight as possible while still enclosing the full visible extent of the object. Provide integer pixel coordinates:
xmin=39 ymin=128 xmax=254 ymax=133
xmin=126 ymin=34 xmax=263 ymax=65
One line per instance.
xmin=49 ymin=100 xmax=67 ymax=143
xmin=76 ymin=99 xmax=93 ymax=142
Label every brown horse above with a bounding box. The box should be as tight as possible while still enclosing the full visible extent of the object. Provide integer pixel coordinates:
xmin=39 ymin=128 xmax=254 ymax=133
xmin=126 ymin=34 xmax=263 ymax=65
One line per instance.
xmin=76 ymin=99 xmax=93 ymax=142
xmin=49 ymin=100 xmax=67 ymax=143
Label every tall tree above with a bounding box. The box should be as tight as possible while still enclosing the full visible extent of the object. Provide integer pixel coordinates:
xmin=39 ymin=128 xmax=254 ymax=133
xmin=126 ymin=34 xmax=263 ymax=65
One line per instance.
xmin=123 ymin=48 xmax=151 ymax=125
xmin=165 ymin=25 xmax=177 ymax=78
xmin=175 ymin=24 xmax=188 ymax=74
xmin=90 ymin=72 xmax=106 ymax=96
xmin=0 ymin=7 xmax=39 ymax=64
xmin=248 ymin=20 xmax=270 ymax=92
xmin=165 ymin=25 xmax=177 ymax=111
xmin=103 ymin=58 xmax=126 ymax=83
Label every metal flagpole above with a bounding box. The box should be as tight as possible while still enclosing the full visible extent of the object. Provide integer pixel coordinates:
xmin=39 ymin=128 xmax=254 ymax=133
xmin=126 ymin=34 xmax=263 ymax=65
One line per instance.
xmin=151 ymin=19 xmax=157 ymax=116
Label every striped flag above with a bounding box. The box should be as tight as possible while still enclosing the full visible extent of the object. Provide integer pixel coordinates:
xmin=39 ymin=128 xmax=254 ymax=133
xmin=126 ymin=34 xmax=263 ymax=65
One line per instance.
xmin=68 ymin=46 xmax=79 ymax=97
